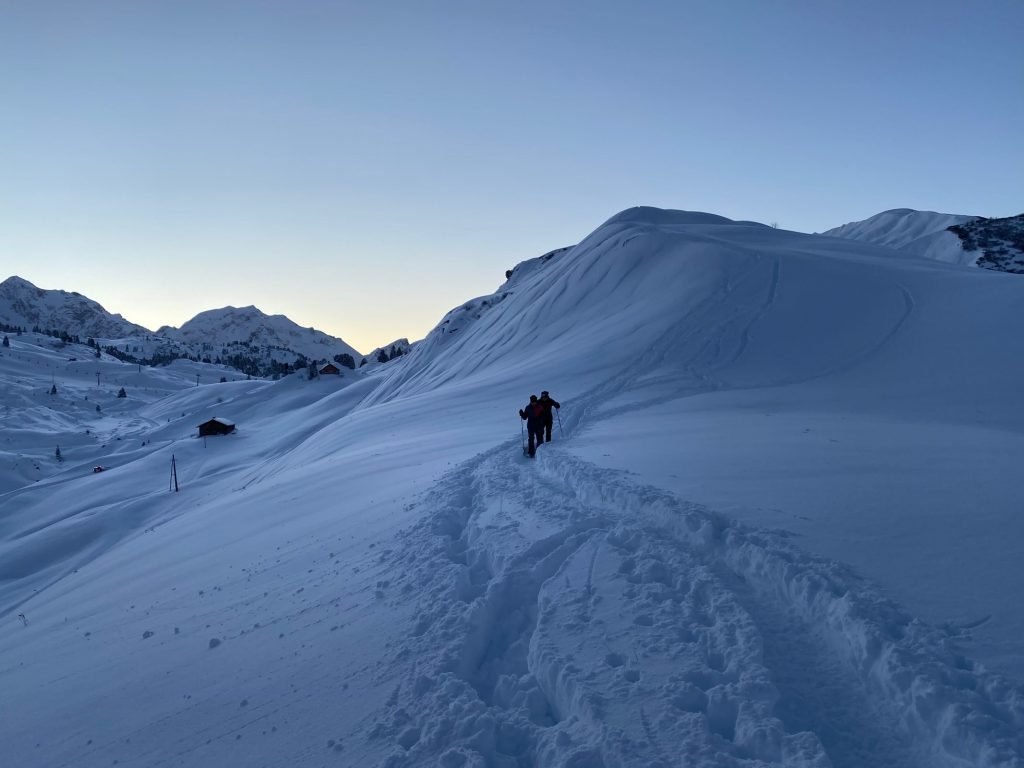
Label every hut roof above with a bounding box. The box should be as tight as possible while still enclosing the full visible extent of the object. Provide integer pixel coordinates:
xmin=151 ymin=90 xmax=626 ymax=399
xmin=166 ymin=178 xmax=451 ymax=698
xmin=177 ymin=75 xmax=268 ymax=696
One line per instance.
xmin=198 ymin=417 xmax=235 ymax=428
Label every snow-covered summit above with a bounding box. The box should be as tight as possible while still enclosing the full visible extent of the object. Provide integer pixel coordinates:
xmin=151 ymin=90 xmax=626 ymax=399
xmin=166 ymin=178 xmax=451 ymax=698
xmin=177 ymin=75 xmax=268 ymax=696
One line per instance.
xmin=157 ymin=305 xmax=360 ymax=362
xmin=0 ymin=278 xmax=364 ymax=376
xmin=821 ymin=208 xmax=980 ymax=264
xmin=0 ymin=275 xmax=151 ymax=338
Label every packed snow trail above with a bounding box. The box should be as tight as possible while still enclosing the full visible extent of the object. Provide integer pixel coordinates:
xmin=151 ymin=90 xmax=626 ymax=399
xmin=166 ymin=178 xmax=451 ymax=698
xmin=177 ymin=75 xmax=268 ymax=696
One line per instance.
xmin=357 ymin=440 xmax=1024 ymax=768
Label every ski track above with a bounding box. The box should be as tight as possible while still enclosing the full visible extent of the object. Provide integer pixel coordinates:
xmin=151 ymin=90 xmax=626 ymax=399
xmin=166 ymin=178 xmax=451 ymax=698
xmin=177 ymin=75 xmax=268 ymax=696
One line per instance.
xmin=362 ymin=444 xmax=1023 ymax=767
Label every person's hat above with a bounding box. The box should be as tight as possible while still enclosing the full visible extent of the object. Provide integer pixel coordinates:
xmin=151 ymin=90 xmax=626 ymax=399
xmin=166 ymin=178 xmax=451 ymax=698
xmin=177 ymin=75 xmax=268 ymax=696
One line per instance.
xmin=530 ymin=395 xmax=538 ymax=402
xmin=541 ymin=391 xmax=549 ymax=396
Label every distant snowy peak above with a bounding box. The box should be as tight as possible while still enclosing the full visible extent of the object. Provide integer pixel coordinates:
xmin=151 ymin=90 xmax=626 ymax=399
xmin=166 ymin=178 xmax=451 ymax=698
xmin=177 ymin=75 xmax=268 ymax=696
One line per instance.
xmin=822 ymin=209 xmax=976 ymax=248
xmin=821 ymin=208 xmax=980 ymax=265
xmin=159 ymin=305 xmax=361 ymax=361
xmin=0 ymin=276 xmax=150 ymax=338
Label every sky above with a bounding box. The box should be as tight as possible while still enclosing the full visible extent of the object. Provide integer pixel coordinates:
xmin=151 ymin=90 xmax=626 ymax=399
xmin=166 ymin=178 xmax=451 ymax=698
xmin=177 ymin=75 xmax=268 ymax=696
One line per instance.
xmin=1 ymin=0 xmax=1021 ymax=353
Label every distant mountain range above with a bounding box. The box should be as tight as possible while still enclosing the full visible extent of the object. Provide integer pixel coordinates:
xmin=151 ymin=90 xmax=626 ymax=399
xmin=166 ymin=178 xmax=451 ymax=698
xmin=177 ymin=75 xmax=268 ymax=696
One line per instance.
xmin=0 ymin=276 xmax=150 ymax=339
xmin=822 ymin=208 xmax=1024 ymax=272
xmin=4 ymin=206 xmax=1021 ymax=376
xmin=0 ymin=276 xmax=371 ymax=377
xmin=155 ymin=305 xmax=361 ymax=368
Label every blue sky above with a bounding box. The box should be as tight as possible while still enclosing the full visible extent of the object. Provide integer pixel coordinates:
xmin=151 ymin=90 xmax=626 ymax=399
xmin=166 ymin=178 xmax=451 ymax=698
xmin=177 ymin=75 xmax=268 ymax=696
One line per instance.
xmin=1 ymin=0 xmax=1021 ymax=352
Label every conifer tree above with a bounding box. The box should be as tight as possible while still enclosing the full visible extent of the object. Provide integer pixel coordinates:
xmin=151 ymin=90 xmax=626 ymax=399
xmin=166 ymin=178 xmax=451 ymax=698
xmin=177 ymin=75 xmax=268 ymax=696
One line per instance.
xmin=2 ymin=335 xmax=9 ymax=347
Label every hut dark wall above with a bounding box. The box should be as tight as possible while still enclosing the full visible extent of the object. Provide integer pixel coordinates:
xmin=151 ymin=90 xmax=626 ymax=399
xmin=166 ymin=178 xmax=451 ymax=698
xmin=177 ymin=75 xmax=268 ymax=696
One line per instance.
xmin=198 ymin=419 xmax=236 ymax=437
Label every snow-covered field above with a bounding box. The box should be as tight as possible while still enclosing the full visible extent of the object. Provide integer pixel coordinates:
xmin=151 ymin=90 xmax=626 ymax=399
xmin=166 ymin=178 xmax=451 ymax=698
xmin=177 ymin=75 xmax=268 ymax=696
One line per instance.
xmin=2 ymin=208 xmax=1022 ymax=767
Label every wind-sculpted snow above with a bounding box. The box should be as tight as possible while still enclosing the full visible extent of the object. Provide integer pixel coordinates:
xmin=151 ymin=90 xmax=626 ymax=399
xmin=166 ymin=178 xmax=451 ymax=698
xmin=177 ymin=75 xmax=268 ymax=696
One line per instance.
xmin=364 ymin=207 xmax=923 ymax=409
xmin=2 ymin=207 xmax=1023 ymax=767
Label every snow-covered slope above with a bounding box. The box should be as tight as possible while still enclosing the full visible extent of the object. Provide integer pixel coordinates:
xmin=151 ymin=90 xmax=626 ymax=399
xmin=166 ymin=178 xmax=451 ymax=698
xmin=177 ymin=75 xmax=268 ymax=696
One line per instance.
xmin=822 ymin=208 xmax=979 ymax=264
xmin=157 ymin=305 xmax=361 ymax=364
xmin=2 ymin=208 xmax=1023 ymax=768
xmin=0 ymin=276 xmax=150 ymax=338
xmin=0 ymin=333 xmax=258 ymax=493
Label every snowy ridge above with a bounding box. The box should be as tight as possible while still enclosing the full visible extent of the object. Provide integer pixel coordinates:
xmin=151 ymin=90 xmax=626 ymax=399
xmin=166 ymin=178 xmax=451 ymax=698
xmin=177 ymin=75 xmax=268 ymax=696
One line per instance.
xmin=0 ymin=277 xmax=364 ymax=377
xmin=821 ymin=209 xmax=976 ymax=249
xmin=157 ymin=304 xmax=361 ymax=363
xmin=0 ymin=276 xmax=150 ymax=338
xmin=821 ymin=209 xmax=979 ymax=265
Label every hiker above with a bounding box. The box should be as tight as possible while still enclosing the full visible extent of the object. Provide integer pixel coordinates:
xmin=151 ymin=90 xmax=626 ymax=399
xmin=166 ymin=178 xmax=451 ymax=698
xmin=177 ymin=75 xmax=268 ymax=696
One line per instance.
xmin=519 ymin=395 xmax=545 ymax=457
xmin=539 ymin=391 xmax=561 ymax=442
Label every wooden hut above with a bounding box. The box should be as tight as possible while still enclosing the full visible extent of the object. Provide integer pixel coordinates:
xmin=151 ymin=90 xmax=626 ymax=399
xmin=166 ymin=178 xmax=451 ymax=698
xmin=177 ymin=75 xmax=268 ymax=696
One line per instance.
xmin=198 ymin=417 xmax=236 ymax=437
xmin=319 ymin=362 xmax=341 ymax=375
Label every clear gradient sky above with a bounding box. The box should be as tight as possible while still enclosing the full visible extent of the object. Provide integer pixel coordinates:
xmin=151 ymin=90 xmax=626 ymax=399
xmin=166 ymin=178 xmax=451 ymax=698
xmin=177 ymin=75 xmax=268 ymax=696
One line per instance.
xmin=1 ymin=1 xmax=1021 ymax=353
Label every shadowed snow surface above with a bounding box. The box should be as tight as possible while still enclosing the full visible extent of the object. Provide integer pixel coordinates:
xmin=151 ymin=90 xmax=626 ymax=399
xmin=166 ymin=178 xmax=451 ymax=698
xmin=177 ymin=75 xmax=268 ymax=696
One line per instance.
xmin=1 ymin=207 xmax=1022 ymax=767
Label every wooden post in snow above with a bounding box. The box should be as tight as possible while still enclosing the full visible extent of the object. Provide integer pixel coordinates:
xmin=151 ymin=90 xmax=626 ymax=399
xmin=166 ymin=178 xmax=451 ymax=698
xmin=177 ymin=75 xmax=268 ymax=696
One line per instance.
xmin=170 ymin=454 xmax=179 ymax=492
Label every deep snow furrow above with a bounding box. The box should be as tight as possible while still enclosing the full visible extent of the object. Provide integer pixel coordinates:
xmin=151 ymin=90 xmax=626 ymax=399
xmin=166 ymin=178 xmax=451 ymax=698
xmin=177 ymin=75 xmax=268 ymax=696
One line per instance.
xmin=357 ymin=431 xmax=1023 ymax=767
xmin=362 ymin=446 xmax=832 ymax=766
xmin=725 ymin=569 xmax=928 ymax=768
xmin=529 ymin=523 xmax=831 ymax=767
xmin=536 ymin=448 xmax=1024 ymax=768
xmin=362 ymin=446 xmax=600 ymax=766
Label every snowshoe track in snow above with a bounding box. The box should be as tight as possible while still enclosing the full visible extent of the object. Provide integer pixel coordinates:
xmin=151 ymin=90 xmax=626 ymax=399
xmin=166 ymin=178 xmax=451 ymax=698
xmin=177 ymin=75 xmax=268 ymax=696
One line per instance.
xmin=364 ymin=441 xmax=1023 ymax=767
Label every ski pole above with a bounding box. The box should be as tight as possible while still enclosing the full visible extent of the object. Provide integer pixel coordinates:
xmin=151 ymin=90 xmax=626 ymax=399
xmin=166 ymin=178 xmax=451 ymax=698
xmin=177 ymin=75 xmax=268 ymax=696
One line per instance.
xmin=556 ymin=407 xmax=563 ymax=438
xmin=521 ymin=419 xmax=526 ymax=454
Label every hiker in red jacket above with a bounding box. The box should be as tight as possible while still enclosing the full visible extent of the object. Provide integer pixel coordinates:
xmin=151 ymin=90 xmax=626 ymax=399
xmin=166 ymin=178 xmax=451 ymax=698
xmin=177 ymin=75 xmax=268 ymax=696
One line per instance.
xmin=519 ymin=395 xmax=545 ymax=457
xmin=539 ymin=391 xmax=561 ymax=442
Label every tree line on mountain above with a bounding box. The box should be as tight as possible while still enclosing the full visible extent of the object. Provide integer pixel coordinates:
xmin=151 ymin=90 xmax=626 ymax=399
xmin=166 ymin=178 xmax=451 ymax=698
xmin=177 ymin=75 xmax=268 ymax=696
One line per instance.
xmin=361 ymin=345 xmax=405 ymax=367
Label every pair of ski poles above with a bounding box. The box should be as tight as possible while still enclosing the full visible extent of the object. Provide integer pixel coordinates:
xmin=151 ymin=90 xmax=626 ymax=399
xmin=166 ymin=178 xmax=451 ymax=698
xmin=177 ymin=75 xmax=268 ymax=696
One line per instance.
xmin=520 ymin=408 xmax=564 ymax=454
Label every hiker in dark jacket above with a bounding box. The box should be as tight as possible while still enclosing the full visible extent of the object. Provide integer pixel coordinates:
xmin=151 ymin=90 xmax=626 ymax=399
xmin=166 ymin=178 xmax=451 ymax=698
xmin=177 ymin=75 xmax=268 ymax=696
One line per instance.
xmin=539 ymin=391 xmax=561 ymax=442
xmin=519 ymin=395 xmax=545 ymax=457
